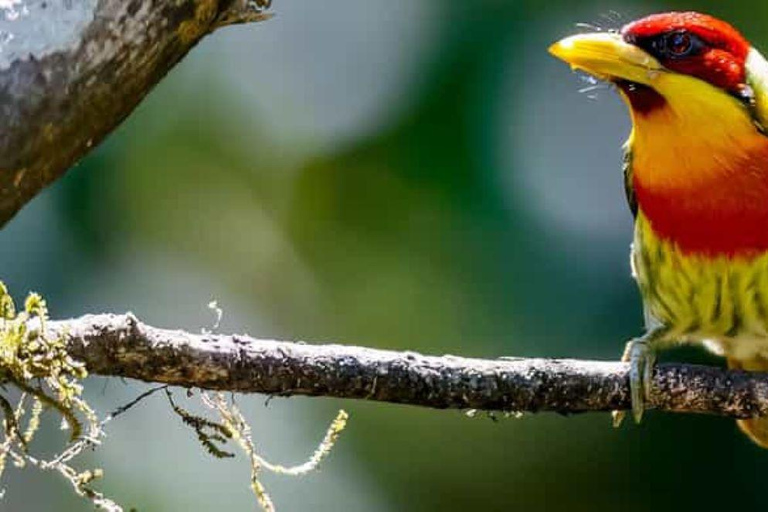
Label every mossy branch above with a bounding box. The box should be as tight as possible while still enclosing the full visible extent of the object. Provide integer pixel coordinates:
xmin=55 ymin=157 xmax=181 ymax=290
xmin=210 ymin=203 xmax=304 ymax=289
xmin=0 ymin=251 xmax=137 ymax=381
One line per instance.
xmin=51 ymin=313 xmax=768 ymax=419
xmin=0 ymin=285 xmax=115 ymax=510
xmin=0 ymin=284 xmax=349 ymax=512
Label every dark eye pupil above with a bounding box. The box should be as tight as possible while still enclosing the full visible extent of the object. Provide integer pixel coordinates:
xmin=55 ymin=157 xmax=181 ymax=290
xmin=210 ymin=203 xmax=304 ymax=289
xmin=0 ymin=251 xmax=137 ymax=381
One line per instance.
xmin=666 ymin=32 xmax=692 ymax=56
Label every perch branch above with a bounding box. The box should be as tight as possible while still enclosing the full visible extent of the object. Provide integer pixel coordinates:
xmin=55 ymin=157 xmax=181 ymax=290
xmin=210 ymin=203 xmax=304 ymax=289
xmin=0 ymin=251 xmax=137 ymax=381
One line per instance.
xmin=45 ymin=313 xmax=768 ymax=418
xmin=0 ymin=0 xmax=272 ymax=227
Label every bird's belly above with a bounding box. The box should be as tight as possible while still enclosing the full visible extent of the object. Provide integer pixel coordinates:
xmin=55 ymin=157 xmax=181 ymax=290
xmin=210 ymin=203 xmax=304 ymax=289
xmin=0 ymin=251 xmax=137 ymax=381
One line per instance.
xmin=632 ymin=214 xmax=768 ymax=360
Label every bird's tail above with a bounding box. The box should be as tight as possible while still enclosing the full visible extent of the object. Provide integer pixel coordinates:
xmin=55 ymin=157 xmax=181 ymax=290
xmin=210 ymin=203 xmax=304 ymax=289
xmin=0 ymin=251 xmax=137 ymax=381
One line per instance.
xmin=728 ymin=356 xmax=768 ymax=448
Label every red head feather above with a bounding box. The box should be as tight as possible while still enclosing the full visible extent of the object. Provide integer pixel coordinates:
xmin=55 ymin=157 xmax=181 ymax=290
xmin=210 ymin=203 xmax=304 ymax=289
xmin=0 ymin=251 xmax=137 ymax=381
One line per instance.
xmin=621 ymin=12 xmax=750 ymax=93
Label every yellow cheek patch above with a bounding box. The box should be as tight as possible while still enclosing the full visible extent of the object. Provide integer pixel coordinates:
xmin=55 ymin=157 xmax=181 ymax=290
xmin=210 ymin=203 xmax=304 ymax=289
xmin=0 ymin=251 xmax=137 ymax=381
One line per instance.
xmin=628 ymin=72 xmax=768 ymax=192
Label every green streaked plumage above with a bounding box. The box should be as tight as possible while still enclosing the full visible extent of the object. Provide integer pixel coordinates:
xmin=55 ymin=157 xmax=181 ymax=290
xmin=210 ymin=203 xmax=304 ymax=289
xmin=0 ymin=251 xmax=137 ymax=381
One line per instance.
xmin=633 ymin=213 xmax=768 ymax=354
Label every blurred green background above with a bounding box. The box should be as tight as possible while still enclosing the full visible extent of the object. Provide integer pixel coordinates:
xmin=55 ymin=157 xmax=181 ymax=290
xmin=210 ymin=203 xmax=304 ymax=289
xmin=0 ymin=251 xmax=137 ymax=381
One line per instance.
xmin=3 ymin=0 xmax=768 ymax=510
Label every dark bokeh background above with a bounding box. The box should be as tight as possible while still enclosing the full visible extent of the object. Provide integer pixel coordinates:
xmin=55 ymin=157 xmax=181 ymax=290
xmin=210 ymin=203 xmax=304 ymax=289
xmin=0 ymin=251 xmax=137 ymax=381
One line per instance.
xmin=3 ymin=0 xmax=768 ymax=510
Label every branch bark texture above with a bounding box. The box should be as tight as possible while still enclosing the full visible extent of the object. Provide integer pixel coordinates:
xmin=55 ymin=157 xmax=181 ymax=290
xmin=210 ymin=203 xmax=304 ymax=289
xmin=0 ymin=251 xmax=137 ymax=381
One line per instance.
xmin=50 ymin=313 xmax=768 ymax=419
xmin=0 ymin=0 xmax=270 ymax=227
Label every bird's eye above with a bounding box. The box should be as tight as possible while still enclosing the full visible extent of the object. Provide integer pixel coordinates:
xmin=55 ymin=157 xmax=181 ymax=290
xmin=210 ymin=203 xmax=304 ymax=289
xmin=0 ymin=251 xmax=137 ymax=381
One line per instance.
xmin=664 ymin=31 xmax=693 ymax=57
xmin=625 ymin=29 xmax=705 ymax=62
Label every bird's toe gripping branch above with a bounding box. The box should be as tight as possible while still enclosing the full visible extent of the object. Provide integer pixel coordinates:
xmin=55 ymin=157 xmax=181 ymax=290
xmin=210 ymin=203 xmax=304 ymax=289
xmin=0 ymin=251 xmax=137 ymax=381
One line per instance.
xmin=613 ymin=337 xmax=657 ymax=427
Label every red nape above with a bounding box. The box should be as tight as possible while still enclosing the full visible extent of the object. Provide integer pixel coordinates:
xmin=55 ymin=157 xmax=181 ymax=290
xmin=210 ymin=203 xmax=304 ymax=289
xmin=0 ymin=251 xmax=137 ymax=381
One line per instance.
xmin=621 ymin=12 xmax=751 ymax=93
xmin=633 ymin=163 xmax=768 ymax=257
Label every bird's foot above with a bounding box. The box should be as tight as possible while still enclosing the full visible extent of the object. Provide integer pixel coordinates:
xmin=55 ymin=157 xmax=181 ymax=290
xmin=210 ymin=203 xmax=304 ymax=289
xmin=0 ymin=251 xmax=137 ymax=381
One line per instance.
xmin=612 ymin=337 xmax=656 ymax=428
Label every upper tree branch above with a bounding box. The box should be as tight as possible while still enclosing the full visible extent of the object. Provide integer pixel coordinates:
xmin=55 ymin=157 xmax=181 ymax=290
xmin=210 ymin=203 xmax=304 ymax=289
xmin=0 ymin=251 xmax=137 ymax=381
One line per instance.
xmin=0 ymin=0 xmax=271 ymax=227
xmin=48 ymin=313 xmax=768 ymax=418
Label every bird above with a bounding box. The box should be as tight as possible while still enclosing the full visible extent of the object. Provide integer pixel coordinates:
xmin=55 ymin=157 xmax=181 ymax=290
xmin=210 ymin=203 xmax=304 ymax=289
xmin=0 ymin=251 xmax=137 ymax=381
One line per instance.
xmin=549 ymin=11 xmax=768 ymax=447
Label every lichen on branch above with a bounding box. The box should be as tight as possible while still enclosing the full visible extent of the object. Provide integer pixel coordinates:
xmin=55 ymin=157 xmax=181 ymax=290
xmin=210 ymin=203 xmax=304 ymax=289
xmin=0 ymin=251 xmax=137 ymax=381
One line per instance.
xmin=0 ymin=282 xmax=348 ymax=512
xmin=0 ymin=282 xmax=114 ymax=510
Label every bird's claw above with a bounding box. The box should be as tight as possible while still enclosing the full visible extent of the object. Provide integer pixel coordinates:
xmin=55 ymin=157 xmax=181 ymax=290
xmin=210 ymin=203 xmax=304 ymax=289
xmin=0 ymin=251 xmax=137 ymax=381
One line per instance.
xmin=612 ymin=338 xmax=656 ymax=427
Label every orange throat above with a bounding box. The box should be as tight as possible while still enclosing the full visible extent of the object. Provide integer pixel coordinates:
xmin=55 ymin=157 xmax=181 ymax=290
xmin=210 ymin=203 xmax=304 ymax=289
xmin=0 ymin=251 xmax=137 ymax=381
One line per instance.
xmin=628 ymin=96 xmax=768 ymax=258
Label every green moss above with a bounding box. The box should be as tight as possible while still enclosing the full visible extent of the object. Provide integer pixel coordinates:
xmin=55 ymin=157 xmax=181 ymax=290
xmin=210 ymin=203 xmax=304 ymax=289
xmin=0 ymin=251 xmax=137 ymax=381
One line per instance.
xmin=0 ymin=282 xmax=348 ymax=512
xmin=0 ymin=282 xmax=88 ymax=441
xmin=0 ymin=282 xmax=116 ymax=510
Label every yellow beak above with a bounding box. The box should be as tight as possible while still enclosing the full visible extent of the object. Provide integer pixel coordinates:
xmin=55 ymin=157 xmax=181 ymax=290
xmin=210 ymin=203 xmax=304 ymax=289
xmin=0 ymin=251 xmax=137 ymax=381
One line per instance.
xmin=549 ymin=33 xmax=663 ymax=86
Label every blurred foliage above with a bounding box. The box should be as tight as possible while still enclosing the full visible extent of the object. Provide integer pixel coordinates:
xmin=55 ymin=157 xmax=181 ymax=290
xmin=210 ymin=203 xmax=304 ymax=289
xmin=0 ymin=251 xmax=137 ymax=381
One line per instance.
xmin=4 ymin=0 xmax=768 ymax=510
